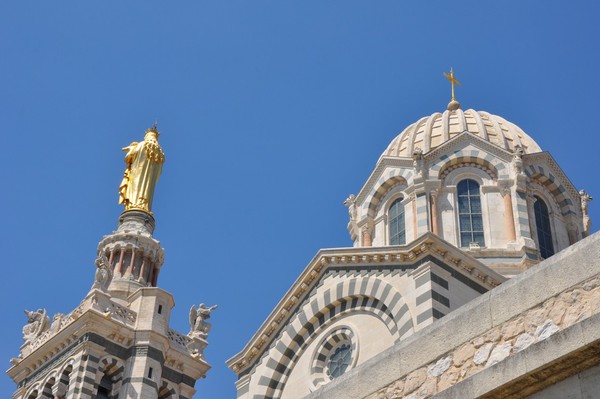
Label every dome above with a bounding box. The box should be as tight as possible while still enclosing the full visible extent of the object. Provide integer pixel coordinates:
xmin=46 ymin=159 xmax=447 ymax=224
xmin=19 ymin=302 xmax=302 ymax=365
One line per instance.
xmin=383 ymin=108 xmax=542 ymax=158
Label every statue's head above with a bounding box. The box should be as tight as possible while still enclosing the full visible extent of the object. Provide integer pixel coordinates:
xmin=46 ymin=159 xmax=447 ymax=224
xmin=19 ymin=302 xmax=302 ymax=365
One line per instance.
xmin=146 ymin=123 xmax=160 ymax=137
xmin=24 ymin=309 xmax=40 ymax=322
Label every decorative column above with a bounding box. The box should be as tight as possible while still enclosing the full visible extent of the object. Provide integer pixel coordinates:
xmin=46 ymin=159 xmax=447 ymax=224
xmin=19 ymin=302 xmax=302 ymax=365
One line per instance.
xmin=412 ymin=193 xmax=418 ymax=239
xmin=415 ymin=193 xmax=430 ymax=237
xmin=511 ymin=146 xmax=533 ymax=243
xmin=514 ymin=174 xmax=532 ymax=241
xmin=430 ymin=190 xmax=440 ymax=236
xmin=361 ymin=223 xmax=373 ymax=247
xmin=501 ymin=186 xmax=516 ymax=242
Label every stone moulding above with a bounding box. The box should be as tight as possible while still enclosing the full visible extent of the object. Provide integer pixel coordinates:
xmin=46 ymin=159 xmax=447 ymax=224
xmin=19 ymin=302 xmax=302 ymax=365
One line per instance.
xmin=20 ymin=290 xmax=138 ymax=359
xmin=227 ymin=233 xmax=506 ymax=376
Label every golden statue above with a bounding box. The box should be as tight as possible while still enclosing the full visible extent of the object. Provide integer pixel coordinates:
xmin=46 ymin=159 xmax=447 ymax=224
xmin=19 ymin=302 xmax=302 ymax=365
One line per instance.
xmin=119 ymin=125 xmax=165 ymax=214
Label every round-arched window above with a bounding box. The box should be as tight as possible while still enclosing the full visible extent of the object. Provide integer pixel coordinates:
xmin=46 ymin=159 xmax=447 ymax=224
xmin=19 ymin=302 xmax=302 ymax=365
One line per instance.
xmin=457 ymin=179 xmax=485 ymax=247
xmin=534 ymin=196 xmax=555 ymax=259
xmin=310 ymin=327 xmax=357 ymax=389
xmin=389 ymin=198 xmax=406 ymax=245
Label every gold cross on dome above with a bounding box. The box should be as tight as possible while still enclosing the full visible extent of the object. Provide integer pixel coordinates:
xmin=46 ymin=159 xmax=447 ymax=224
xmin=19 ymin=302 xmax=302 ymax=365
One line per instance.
xmin=443 ymin=68 xmax=461 ymax=101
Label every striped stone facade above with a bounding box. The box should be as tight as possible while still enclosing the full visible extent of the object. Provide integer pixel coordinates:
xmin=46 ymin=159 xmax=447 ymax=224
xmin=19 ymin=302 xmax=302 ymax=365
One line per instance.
xmin=228 ymin=236 xmax=505 ymax=398
xmin=229 ymin=105 xmax=591 ymax=398
xmin=355 ymin=130 xmax=585 ymax=276
xmin=8 ymin=212 xmax=211 ymax=398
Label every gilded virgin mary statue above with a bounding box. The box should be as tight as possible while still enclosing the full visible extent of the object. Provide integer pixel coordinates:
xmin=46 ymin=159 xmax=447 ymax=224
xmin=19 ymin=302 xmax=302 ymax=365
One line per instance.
xmin=118 ymin=126 xmax=166 ymax=214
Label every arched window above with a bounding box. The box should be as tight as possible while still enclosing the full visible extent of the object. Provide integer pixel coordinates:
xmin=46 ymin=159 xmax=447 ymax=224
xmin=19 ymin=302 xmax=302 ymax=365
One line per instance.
xmin=41 ymin=378 xmax=55 ymax=398
xmin=457 ymin=179 xmax=485 ymax=247
xmin=534 ymin=196 xmax=555 ymax=259
xmin=158 ymin=381 xmax=177 ymax=399
xmin=96 ymin=374 xmax=113 ymax=399
xmin=389 ymin=198 xmax=405 ymax=245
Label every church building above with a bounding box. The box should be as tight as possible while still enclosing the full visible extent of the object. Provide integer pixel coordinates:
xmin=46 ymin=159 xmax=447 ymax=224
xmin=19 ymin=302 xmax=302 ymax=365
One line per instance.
xmin=7 ymin=127 xmax=216 ymax=399
xmin=227 ymin=71 xmax=598 ymax=399
xmin=7 ymin=72 xmax=600 ymax=399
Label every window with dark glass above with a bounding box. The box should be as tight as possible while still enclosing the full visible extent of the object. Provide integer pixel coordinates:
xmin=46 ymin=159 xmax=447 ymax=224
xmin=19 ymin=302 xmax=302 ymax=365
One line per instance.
xmin=389 ymin=198 xmax=406 ymax=245
xmin=327 ymin=343 xmax=352 ymax=379
xmin=457 ymin=179 xmax=485 ymax=247
xmin=96 ymin=375 xmax=112 ymax=399
xmin=534 ymin=196 xmax=555 ymax=259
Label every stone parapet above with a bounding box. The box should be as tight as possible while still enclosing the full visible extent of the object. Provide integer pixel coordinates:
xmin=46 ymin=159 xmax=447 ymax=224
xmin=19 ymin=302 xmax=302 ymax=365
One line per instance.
xmin=304 ymin=231 xmax=600 ymax=399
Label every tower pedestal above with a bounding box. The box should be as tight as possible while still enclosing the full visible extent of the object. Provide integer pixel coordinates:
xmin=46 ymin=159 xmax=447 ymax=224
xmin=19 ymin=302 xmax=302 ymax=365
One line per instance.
xmin=98 ymin=210 xmax=165 ymax=305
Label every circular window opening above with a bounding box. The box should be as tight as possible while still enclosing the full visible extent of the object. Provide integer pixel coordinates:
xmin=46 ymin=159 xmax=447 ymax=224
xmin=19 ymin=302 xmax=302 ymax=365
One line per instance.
xmin=310 ymin=326 xmax=358 ymax=389
xmin=327 ymin=343 xmax=352 ymax=379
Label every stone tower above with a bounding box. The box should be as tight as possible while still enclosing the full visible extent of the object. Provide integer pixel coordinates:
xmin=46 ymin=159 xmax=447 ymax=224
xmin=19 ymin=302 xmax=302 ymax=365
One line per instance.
xmin=8 ymin=127 xmax=212 ymax=399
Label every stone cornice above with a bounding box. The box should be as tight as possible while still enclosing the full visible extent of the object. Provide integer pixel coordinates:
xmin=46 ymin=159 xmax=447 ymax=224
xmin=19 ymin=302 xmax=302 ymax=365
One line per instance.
xmin=7 ymin=290 xmax=203 ymax=383
xmin=226 ymin=233 xmax=507 ymax=376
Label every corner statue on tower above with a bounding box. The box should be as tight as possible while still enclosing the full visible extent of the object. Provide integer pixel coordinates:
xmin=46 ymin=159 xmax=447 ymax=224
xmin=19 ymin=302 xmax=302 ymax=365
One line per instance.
xmin=118 ymin=125 xmax=166 ymax=214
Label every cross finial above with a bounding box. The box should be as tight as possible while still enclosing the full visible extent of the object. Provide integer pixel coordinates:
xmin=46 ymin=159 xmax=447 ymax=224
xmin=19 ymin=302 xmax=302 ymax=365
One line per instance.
xmin=443 ymin=68 xmax=461 ymax=101
xmin=443 ymin=68 xmax=461 ymax=111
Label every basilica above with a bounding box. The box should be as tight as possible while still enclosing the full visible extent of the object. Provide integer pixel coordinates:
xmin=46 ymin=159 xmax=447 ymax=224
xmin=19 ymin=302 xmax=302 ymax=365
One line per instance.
xmin=7 ymin=73 xmax=600 ymax=399
xmin=227 ymin=73 xmax=600 ymax=399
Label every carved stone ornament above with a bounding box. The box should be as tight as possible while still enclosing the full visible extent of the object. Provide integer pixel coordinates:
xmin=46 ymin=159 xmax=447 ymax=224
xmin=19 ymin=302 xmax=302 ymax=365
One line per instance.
xmin=580 ymin=189 xmax=593 ymax=236
xmin=188 ymin=304 xmax=218 ymax=339
xmin=413 ymin=147 xmax=425 ymax=177
xmin=512 ymin=144 xmax=525 ymax=175
xmin=50 ymin=313 xmax=65 ymax=332
xmin=344 ymin=194 xmax=359 ymax=239
xmin=343 ymin=194 xmax=357 ymax=224
xmin=92 ymin=253 xmax=113 ymax=292
xmin=22 ymin=309 xmax=50 ymax=344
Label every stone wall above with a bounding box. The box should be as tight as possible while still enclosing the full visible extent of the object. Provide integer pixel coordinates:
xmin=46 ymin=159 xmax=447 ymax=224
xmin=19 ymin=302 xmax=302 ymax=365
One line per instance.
xmin=304 ymin=231 xmax=600 ymax=399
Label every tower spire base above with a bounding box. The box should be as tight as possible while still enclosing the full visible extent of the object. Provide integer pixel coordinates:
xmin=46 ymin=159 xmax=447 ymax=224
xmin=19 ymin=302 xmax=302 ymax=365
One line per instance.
xmin=96 ymin=210 xmax=165 ymax=304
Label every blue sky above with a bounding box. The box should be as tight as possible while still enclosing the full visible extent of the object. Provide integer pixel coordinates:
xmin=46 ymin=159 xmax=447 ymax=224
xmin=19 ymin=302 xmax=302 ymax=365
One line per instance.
xmin=2 ymin=2 xmax=600 ymax=397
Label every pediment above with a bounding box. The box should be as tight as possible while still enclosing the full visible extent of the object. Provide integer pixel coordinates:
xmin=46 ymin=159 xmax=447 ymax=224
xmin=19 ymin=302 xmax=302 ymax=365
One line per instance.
xmin=356 ymin=132 xmax=516 ymax=205
xmin=523 ymin=151 xmax=581 ymax=208
xmin=226 ymin=233 xmax=506 ymax=376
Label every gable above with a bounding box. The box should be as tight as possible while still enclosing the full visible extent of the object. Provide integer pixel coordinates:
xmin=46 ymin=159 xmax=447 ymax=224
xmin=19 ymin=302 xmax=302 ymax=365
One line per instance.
xmin=227 ymin=234 xmax=506 ymax=398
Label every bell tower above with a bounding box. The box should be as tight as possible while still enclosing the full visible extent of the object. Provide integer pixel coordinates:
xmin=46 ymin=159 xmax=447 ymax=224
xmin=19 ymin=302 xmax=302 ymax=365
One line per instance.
xmin=8 ymin=126 xmax=213 ymax=399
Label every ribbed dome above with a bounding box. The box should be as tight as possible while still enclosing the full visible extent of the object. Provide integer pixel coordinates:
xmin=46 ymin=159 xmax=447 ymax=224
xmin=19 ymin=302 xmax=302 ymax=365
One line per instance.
xmin=383 ymin=109 xmax=542 ymax=158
